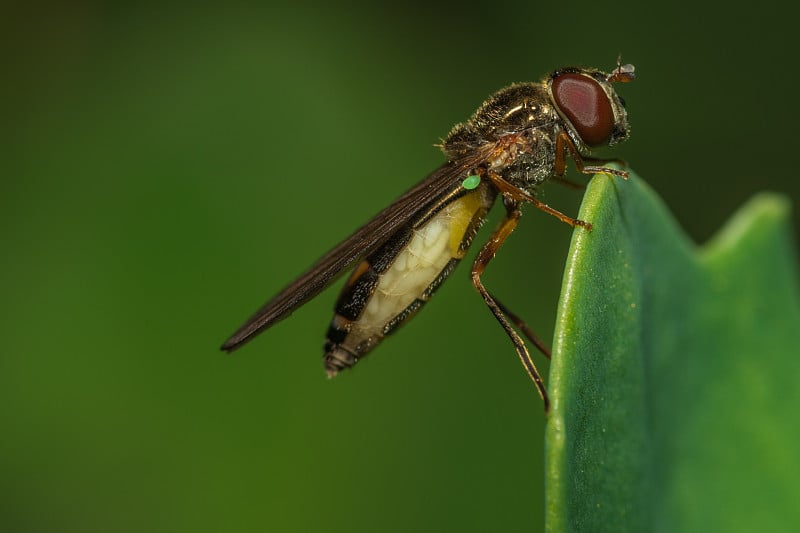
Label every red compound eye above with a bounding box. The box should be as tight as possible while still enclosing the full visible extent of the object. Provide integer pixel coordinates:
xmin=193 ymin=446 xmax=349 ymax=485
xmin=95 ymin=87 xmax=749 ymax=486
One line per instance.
xmin=552 ymin=73 xmax=614 ymax=147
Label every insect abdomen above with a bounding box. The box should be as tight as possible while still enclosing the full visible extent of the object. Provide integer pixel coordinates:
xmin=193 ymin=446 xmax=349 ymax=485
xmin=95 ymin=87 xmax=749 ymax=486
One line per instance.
xmin=324 ymin=183 xmax=495 ymax=376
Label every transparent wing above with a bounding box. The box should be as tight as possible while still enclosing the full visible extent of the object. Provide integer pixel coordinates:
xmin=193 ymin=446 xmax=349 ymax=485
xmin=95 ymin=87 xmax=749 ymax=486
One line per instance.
xmin=221 ymin=144 xmax=499 ymax=352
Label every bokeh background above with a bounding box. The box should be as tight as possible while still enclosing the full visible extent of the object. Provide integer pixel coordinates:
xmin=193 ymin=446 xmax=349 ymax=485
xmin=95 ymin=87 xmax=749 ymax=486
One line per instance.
xmin=2 ymin=1 xmax=797 ymax=532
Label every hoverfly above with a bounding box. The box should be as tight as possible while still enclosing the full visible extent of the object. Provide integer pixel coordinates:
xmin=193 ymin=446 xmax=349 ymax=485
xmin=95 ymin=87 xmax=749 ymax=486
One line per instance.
xmin=222 ymin=62 xmax=635 ymax=411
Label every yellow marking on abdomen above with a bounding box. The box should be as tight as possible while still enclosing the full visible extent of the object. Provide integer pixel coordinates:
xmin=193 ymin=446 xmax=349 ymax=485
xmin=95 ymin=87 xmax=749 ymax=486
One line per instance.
xmin=354 ymin=192 xmax=484 ymax=335
xmin=447 ymin=190 xmax=483 ymax=257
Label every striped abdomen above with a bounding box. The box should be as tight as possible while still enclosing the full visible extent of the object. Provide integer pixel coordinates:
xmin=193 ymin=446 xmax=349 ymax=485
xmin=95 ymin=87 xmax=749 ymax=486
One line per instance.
xmin=324 ymin=181 xmax=496 ymax=376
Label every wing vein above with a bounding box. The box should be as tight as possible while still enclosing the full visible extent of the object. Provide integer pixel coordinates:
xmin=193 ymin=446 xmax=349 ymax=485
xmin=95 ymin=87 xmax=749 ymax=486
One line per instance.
xmin=221 ymin=146 xmax=496 ymax=352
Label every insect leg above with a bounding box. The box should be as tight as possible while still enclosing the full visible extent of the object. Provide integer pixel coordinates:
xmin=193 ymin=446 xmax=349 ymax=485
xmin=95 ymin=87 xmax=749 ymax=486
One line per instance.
xmin=581 ymin=155 xmax=629 ymax=169
xmin=491 ymin=294 xmax=552 ymax=359
xmin=485 ymin=170 xmax=591 ymax=230
xmin=470 ymin=200 xmax=550 ymax=411
xmin=555 ymin=131 xmax=629 ymax=179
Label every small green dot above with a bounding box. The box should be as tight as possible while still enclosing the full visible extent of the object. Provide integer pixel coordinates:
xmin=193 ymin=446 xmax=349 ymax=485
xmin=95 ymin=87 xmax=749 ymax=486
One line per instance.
xmin=462 ymin=175 xmax=480 ymax=190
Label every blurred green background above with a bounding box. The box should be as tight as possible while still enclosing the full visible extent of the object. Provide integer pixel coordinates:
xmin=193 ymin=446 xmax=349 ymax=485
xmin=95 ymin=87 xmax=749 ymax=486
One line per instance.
xmin=2 ymin=1 xmax=797 ymax=532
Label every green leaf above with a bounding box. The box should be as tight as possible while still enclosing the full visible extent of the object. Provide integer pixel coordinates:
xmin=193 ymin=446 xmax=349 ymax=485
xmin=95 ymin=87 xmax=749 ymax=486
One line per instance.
xmin=544 ymin=171 xmax=800 ymax=532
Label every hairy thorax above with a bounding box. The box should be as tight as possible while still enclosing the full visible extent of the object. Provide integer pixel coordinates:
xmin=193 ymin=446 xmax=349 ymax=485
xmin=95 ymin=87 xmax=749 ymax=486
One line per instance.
xmin=442 ymin=83 xmax=561 ymax=193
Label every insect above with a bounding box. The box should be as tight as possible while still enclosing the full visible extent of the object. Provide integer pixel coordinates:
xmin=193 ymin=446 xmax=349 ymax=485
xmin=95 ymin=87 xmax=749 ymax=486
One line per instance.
xmin=222 ymin=61 xmax=635 ymax=410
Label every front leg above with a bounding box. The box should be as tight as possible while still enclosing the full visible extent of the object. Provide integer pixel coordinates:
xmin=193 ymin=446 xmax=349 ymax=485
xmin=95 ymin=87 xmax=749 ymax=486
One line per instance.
xmin=555 ymin=131 xmax=629 ymax=179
